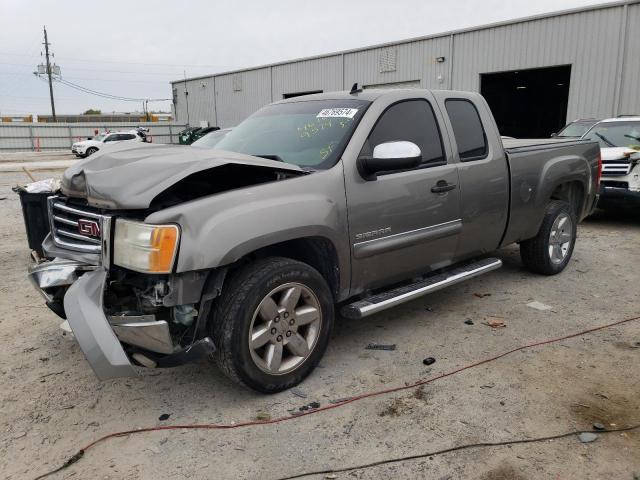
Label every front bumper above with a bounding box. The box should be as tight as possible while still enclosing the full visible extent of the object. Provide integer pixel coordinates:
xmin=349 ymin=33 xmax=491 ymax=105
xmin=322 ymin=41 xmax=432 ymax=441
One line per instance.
xmin=29 ymin=258 xmax=215 ymax=380
xmin=64 ymin=269 xmax=137 ymax=380
xmin=598 ymin=185 xmax=640 ymax=206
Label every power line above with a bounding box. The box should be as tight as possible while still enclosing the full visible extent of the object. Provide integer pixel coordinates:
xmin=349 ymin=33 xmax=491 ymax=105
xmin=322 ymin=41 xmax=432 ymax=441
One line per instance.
xmin=0 ymin=50 xmax=229 ymax=69
xmin=55 ymin=77 xmax=171 ymax=102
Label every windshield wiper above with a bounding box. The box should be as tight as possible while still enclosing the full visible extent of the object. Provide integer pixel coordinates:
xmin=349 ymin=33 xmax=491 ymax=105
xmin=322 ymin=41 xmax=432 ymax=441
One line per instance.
xmin=254 ymin=154 xmax=284 ymax=162
xmin=624 ymin=134 xmax=640 ymax=142
xmin=594 ymin=132 xmax=615 ymax=147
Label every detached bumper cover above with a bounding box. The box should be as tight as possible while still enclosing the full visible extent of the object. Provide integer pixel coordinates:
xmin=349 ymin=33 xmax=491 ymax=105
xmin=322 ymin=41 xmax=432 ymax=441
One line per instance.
xmin=63 ymin=269 xmax=137 ymax=380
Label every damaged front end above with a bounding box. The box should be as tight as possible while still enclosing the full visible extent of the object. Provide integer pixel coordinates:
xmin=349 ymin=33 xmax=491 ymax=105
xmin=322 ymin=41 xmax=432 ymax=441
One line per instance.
xmin=28 ymin=195 xmax=216 ymax=380
xmin=26 ymin=147 xmax=308 ymax=380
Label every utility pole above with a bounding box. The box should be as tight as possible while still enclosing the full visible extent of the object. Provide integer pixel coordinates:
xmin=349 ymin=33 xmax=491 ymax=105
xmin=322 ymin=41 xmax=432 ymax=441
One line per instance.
xmin=183 ymin=70 xmax=190 ymax=126
xmin=43 ymin=26 xmax=56 ymax=121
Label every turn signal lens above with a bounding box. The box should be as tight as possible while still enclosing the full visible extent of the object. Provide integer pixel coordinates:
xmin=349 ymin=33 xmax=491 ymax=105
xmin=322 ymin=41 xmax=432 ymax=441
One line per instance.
xmin=114 ymin=219 xmax=180 ymax=273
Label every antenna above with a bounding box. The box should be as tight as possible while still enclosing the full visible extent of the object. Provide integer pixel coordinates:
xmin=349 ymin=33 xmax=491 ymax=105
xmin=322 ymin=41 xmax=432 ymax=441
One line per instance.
xmin=350 ymin=82 xmax=363 ymax=95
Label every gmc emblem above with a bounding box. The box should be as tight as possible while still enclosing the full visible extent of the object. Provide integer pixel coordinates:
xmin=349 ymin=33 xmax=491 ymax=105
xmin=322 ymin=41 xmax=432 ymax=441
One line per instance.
xmin=78 ymin=219 xmax=100 ymax=237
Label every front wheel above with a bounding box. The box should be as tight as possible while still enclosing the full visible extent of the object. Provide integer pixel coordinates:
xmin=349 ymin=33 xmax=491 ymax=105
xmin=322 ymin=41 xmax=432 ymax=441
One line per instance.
xmin=520 ymin=200 xmax=577 ymax=275
xmin=85 ymin=147 xmax=98 ymax=157
xmin=210 ymin=257 xmax=334 ymax=393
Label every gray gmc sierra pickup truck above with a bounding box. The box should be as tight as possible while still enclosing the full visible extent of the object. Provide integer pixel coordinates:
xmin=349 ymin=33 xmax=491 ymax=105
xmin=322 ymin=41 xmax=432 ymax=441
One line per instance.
xmin=27 ymin=88 xmax=601 ymax=392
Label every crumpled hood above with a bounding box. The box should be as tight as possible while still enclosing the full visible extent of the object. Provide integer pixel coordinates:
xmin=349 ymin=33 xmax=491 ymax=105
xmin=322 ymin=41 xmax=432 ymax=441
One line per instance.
xmin=61 ymin=143 xmax=303 ymax=209
xmin=600 ymin=146 xmax=639 ymax=161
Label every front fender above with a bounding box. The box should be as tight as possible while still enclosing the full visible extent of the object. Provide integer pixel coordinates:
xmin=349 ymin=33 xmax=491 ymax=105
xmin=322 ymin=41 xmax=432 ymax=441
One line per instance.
xmin=145 ymin=164 xmax=350 ymax=285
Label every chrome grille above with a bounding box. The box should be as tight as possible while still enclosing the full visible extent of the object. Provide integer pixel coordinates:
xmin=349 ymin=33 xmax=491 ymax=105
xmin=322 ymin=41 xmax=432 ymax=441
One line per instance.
xmin=601 ymin=159 xmax=631 ymax=176
xmin=48 ymin=197 xmax=104 ymax=254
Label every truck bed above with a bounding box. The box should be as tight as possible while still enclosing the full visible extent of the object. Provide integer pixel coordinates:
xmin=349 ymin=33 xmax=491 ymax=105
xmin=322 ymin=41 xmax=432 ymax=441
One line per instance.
xmin=499 ymin=137 xmax=600 ymax=248
xmin=502 ymin=137 xmax=585 ymax=150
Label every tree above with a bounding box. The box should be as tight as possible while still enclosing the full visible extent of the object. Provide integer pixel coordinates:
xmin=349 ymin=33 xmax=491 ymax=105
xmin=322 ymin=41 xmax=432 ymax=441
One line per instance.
xmin=83 ymin=109 xmax=102 ymax=115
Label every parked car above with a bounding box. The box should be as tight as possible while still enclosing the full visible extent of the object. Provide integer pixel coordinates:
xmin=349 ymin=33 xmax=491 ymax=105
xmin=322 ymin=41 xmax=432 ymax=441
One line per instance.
xmin=553 ymin=118 xmax=601 ymax=138
xmin=28 ymin=89 xmax=599 ymax=392
xmin=191 ymin=128 xmax=232 ymax=149
xmin=178 ymin=126 xmax=219 ymax=145
xmin=71 ymin=130 xmax=146 ymax=158
xmin=581 ymin=116 xmax=640 ymax=209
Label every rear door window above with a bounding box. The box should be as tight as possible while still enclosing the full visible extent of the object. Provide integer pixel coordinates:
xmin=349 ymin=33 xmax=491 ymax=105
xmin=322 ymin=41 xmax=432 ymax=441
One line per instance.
xmin=362 ymin=99 xmax=445 ymax=168
xmin=445 ymin=99 xmax=488 ymax=161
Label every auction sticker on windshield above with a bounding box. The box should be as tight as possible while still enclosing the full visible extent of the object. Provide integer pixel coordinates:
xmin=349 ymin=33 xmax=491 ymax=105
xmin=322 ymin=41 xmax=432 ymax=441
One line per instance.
xmin=317 ymin=108 xmax=358 ymax=119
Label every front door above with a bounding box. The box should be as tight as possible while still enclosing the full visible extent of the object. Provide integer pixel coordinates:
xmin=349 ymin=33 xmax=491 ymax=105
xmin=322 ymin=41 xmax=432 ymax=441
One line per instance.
xmin=344 ymin=94 xmax=461 ymax=293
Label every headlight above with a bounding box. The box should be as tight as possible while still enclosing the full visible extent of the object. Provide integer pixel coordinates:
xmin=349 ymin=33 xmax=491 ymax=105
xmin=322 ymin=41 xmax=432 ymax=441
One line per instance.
xmin=113 ymin=219 xmax=180 ymax=273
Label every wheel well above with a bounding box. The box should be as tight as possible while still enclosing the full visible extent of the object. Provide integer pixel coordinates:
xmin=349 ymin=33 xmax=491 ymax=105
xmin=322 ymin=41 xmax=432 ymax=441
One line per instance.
xmin=550 ymin=181 xmax=584 ymax=216
xmin=232 ymin=237 xmax=341 ymax=300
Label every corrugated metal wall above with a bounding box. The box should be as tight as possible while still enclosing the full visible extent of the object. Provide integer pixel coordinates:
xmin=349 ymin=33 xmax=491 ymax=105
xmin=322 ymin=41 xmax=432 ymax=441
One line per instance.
xmin=343 ymin=37 xmax=451 ymax=90
xmin=272 ymin=55 xmax=343 ymax=98
xmin=172 ymin=1 xmax=639 ymax=128
xmin=619 ymin=3 xmax=640 ymax=114
xmin=215 ymin=68 xmax=272 ymax=127
xmin=451 ymin=5 xmax=624 ymax=119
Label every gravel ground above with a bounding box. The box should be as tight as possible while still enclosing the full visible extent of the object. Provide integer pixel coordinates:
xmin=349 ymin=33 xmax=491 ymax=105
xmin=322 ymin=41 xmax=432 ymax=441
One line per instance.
xmin=0 ymin=165 xmax=639 ymax=480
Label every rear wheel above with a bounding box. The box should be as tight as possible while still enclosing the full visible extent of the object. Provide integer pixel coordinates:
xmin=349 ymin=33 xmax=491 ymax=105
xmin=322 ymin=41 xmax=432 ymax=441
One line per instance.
xmin=210 ymin=257 xmax=334 ymax=393
xmin=520 ymin=200 xmax=577 ymax=275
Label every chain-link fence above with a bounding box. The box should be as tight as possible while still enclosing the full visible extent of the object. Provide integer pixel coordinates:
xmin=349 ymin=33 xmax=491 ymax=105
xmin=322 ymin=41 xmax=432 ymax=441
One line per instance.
xmin=0 ymin=123 xmax=187 ymax=152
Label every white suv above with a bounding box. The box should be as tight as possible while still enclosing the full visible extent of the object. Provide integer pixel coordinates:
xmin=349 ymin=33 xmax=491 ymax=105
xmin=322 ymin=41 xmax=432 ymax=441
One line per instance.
xmin=71 ymin=130 xmax=145 ymax=158
xmin=582 ymin=116 xmax=640 ymax=209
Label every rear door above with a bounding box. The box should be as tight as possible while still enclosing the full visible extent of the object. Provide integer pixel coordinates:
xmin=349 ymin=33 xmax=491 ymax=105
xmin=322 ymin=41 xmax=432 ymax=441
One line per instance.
xmin=433 ymin=92 xmax=509 ymax=259
xmin=344 ymin=92 xmax=462 ymax=293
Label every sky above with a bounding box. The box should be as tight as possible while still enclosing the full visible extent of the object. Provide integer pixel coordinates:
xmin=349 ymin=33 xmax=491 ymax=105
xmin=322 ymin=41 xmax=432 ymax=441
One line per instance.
xmin=0 ymin=0 xmax=613 ymax=116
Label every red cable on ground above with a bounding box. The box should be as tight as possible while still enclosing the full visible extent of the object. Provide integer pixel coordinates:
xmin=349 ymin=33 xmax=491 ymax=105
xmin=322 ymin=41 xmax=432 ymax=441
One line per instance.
xmin=34 ymin=314 xmax=640 ymax=479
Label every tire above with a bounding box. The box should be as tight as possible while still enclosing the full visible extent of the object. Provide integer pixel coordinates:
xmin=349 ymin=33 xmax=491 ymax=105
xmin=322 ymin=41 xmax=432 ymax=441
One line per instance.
xmin=520 ymin=200 xmax=577 ymax=275
xmin=210 ymin=257 xmax=334 ymax=393
xmin=85 ymin=147 xmax=98 ymax=156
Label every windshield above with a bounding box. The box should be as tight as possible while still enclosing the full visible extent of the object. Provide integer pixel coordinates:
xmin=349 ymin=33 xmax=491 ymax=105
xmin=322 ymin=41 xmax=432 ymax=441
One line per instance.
xmin=557 ymin=121 xmax=596 ymax=137
xmin=582 ymin=121 xmax=640 ymax=149
xmin=214 ymin=99 xmax=370 ymax=169
xmin=191 ymin=129 xmax=231 ymax=148
xmin=92 ymin=133 xmax=106 ymax=141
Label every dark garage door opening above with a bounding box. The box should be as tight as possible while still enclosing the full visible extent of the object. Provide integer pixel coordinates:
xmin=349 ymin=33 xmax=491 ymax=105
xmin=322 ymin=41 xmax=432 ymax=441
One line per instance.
xmin=481 ymin=65 xmax=571 ymax=138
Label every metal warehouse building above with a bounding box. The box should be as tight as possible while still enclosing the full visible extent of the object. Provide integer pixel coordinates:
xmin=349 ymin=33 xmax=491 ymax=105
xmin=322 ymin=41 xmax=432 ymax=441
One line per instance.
xmin=171 ymin=0 xmax=639 ymax=138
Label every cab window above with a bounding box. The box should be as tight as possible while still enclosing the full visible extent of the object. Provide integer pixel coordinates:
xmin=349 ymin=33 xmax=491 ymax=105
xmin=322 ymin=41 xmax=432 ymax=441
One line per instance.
xmin=361 ymin=99 xmax=445 ymax=168
xmin=445 ymin=99 xmax=488 ymax=161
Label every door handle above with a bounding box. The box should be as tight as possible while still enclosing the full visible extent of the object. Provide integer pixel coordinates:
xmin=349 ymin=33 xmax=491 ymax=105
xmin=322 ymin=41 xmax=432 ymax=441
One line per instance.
xmin=431 ymin=181 xmax=457 ymax=193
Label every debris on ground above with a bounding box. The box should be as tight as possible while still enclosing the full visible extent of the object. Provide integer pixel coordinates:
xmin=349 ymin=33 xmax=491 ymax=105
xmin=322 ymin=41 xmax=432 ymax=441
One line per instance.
xmin=290 ymin=388 xmax=307 ymax=399
xmin=366 ymin=343 xmax=396 ymax=351
xmin=578 ymin=432 xmax=598 ymax=443
xmin=464 ymin=319 xmax=474 ymax=325
xmin=158 ymin=413 xmax=171 ymax=421
xmin=422 ymin=357 xmax=436 ymax=366
xmin=474 ymin=293 xmax=491 ymax=298
xmin=526 ymin=301 xmax=553 ymax=311
xmin=329 ymin=397 xmax=353 ymax=404
xmin=254 ymin=411 xmax=271 ymax=421
xmin=413 ymin=386 xmax=428 ymax=401
xmin=379 ymin=397 xmax=413 ymax=417
xmin=592 ymin=422 xmax=606 ymax=431
xmin=484 ymin=317 xmax=506 ymax=328
xmin=296 ymin=401 xmax=321 ymax=413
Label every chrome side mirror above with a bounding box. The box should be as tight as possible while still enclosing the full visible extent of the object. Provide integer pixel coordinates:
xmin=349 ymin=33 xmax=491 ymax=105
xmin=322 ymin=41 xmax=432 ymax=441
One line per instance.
xmin=358 ymin=141 xmax=422 ymax=180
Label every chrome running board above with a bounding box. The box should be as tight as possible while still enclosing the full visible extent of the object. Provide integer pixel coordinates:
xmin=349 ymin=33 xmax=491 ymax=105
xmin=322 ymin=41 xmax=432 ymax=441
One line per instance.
xmin=341 ymin=258 xmax=502 ymax=319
